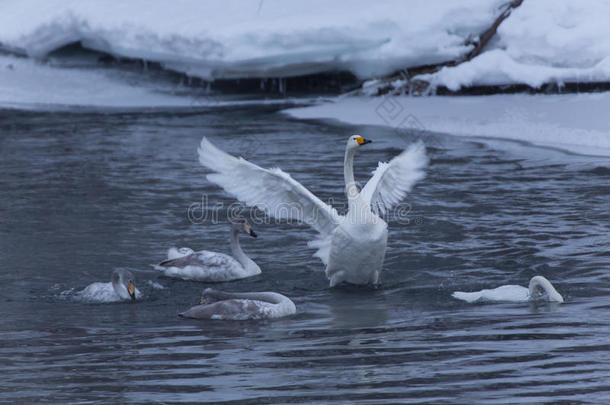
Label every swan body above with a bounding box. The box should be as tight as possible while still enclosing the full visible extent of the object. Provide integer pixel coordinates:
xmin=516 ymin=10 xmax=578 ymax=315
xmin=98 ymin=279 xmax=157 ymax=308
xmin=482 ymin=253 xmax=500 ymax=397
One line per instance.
xmin=452 ymin=276 xmax=564 ymax=303
xmin=156 ymin=218 xmax=260 ymax=282
xmin=179 ymin=288 xmax=296 ymax=320
xmin=78 ymin=269 xmax=139 ymax=302
xmin=197 ymin=135 xmax=427 ymax=286
xmin=326 ymin=206 xmax=388 ymax=285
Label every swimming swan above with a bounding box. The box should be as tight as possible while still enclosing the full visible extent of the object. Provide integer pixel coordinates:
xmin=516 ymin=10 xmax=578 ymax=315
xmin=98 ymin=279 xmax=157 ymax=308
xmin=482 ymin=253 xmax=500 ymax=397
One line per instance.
xmin=198 ymin=136 xmax=427 ymax=286
xmin=452 ymin=276 xmax=564 ymax=303
xmin=78 ymin=269 xmax=139 ymax=302
xmin=155 ymin=218 xmax=260 ymax=282
xmin=179 ymin=288 xmax=296 ymax=320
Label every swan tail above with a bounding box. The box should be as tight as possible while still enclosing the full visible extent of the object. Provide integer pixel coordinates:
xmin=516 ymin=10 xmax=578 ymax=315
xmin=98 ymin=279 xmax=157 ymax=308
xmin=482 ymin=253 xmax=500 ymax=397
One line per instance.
xmin=308 ymin=235 xmax=332 ymax=267
xmin=167 ymin=247 xmax=194 ymax=260
xmin=156 ymin=247 xmax=195 ymax=267
xmin=452 ymin=291 xmax=483 ymax=303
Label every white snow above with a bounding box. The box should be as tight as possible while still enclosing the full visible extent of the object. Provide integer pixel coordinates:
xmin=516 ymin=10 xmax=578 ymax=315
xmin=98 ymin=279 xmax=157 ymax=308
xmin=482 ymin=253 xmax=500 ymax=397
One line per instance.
xmin=1 ymin=1 xmax=609 ymax=91
xmin=0 ymin=54 xmax=312 ymax=109
xmin=0 ymin=0 xmax=506 ymax=80
xmin=418 ymin=50 xmax=610 ymax=91
xmin=417 ymin=0 xmax=610 ymax=90
xmin=0 ymin=0 xmax=608 ymax=90
xmin=285 ymin=94 xmax=610 ymax=157
xmin=2 ymin=1 xmax=610 ymax=115
xmin=0 ymin=54 xmax=190 ymax=108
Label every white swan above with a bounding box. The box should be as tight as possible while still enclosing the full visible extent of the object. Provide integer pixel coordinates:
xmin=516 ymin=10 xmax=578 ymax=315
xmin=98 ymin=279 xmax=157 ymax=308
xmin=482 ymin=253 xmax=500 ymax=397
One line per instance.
xmin=198 ymin=135 xmax=427 ymax=287
xmin=155 ymin=218 xmax=260 ymax=282
xmin=452 ymin=276 xmax=564 ymax=303
xmin=78 ymin=269 xmax=140 ymax=302
xmin=179 ymin=288 xmax=296 ymax=320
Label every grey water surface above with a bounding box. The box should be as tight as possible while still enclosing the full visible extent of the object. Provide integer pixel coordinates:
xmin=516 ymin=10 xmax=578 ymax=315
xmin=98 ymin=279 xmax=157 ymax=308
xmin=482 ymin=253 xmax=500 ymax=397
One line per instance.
xmin=1 ymin=104 xmax=609 ymax=404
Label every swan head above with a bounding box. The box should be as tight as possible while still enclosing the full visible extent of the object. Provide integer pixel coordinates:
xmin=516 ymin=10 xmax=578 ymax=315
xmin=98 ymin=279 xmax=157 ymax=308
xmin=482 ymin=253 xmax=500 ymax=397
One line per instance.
xmin=529 ymin=276 xmax=564 ymax=303
xmin=346 ymin=135 xmax=372 ymax=151
xmin=230 ymin=217 xmax=257 ymax=238
xmin=111 ymin=269 xmax=136 ymax=301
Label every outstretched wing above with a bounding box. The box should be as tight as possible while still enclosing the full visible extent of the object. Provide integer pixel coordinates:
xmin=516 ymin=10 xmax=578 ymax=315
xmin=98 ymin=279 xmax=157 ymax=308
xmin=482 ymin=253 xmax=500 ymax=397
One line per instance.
xmin=360 ymin=142 xmax=428 ymax=216
xmin=198 ymin=137 xmax=340 ymax=237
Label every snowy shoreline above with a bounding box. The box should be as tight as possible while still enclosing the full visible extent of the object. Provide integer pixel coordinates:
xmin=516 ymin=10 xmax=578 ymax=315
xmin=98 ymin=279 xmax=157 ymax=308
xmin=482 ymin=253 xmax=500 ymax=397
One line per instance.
xmin=1 ymin=0 xmax=609 ymax=93
xmin=1 ymin=1 xmax=609 ymax=159
xmin=285 ymin=93 xmax=610 ymax=158
xmin=2 ymin=47 xmax=608 ymax=160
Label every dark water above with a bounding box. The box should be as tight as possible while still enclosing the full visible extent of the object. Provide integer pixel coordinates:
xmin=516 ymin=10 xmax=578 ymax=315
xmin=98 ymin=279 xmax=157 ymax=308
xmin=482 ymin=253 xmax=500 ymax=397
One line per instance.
xmin=1 ymin=104 xmax=609 ymax=404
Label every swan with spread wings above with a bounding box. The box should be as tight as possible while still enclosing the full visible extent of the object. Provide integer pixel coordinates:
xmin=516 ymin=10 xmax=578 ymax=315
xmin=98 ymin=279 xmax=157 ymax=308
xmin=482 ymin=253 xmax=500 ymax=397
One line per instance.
xmin=198 ymin=135 xmax=427 ymax=286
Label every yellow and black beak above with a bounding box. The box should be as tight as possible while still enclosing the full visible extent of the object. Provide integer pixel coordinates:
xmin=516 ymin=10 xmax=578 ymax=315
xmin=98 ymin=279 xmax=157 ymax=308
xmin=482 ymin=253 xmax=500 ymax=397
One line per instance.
xmin=356 ymin=136 xmax=372 ymax=146
xmin=200 ymin=296 xmax=206 ymax=305
xmin=244 ymin=223 xmax=257 ymax=238
xmin=128 ymin=282 xmax=136 ymax=301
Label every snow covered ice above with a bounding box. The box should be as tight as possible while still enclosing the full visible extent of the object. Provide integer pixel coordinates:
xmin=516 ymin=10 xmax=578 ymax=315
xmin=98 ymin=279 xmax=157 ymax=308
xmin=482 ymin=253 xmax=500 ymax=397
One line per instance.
xmin=285 ymin=93 xmax=610 ymax=158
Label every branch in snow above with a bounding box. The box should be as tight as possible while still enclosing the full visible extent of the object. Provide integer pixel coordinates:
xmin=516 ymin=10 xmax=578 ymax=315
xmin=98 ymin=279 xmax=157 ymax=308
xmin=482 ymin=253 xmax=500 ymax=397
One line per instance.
xmin=363 ymin=0 xmax=525 ymax=96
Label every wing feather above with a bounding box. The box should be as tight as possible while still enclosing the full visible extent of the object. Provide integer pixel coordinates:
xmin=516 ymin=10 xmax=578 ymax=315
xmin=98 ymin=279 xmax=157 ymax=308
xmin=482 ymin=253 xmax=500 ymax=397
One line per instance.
xmin=360 ymin=142 xmax=428 ymax=216
xmin=198 ymin=137 xmax=340 ymax=236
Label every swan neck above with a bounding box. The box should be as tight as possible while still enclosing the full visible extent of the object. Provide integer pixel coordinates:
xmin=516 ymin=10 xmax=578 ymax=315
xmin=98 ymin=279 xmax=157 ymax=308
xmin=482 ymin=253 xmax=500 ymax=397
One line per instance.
xmin=344 ymin=148 xmax=358 ymax=207
xmin=529 ymin=276 xmax=563 ymax=302
xmin=111 ymin=277 xmax=128 ymax=299
xmin=111 ymin=279 xmax=121 ymax=295
xmin=230 ymin=228 xmax=250 ymax=269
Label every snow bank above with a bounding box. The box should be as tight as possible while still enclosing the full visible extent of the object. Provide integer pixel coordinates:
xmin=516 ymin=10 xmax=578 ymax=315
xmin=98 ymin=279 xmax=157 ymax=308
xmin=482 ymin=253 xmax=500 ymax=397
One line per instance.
xmin=417 ymin=0 xmax=610 ymax=90
xmin=0 ymin=0 xmax=505 ymax=80
xmin=0 ymin=54 xmax=192 ymax=108
xmin=418 ymin=50 xmax=610 ymax=91
xmin=284 ymin=94 xmax=610 ymax=157
xmin=2 ymin=1 xmax=609 ymax=97
xmin=0 ymin=54 xmax=313 ymax=109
